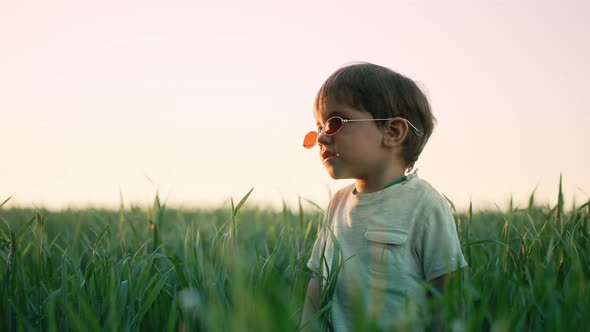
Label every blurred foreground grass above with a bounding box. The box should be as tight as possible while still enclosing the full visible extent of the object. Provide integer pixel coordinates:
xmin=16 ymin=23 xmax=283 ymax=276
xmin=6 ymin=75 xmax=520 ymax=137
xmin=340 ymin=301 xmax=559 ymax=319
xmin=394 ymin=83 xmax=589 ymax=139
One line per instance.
xmin=0 ymin=182 xmax=588 ymax=331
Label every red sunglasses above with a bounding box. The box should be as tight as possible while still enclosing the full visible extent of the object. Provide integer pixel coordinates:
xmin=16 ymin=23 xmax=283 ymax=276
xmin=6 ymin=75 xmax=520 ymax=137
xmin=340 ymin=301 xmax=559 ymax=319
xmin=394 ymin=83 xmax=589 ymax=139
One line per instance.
xmin=302 ymin=116 xmax=422 ymax=149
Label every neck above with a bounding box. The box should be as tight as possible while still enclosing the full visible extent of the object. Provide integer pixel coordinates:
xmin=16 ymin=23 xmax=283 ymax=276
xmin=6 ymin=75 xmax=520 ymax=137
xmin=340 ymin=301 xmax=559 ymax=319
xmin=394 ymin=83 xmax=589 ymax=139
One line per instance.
xmin=354 ymin=166 xmax=407 ymax=194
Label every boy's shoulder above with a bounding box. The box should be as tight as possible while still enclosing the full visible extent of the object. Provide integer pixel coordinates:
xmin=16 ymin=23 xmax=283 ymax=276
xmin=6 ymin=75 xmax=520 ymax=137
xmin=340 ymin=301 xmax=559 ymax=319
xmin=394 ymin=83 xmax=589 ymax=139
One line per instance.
xmin=410 ymin=175 xmax=452 ymax=210
xmin=411 ymin=175 xmax=446 ymax=198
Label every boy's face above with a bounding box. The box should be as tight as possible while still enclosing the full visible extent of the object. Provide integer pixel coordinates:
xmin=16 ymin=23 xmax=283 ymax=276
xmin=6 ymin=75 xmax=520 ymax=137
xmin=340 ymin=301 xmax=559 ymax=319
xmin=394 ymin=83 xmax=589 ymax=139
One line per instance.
xmin=313 ymin=99 xmax=393 ymax=181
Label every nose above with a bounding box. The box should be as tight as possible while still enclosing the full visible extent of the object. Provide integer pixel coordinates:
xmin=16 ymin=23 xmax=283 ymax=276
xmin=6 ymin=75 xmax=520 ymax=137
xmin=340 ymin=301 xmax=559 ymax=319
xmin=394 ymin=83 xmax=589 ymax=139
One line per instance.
xmin=317 ymin=130 xmax=331 ymax=146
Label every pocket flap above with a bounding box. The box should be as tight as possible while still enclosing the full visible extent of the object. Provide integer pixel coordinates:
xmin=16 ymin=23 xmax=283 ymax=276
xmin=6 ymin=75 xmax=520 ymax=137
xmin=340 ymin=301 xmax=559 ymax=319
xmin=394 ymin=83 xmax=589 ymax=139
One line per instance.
xmin=365 ymin=229 xmax=408 ymax=245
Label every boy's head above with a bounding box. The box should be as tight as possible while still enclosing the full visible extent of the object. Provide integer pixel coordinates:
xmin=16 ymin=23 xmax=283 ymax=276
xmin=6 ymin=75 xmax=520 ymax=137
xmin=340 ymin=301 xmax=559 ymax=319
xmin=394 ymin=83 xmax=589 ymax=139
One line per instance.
xmin=313 ymin=62 xmax=436 ymax=171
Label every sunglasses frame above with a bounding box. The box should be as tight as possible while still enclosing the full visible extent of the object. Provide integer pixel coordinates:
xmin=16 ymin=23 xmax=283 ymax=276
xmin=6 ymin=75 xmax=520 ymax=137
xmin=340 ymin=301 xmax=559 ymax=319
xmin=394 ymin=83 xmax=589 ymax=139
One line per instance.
xmin=303 ymin=116 xmax=423 ymax=149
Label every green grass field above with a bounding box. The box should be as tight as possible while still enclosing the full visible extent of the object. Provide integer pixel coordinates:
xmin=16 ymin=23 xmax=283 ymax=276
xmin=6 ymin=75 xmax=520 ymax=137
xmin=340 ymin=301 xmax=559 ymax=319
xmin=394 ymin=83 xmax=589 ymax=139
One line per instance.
xmin=1 ymin=182 xmax=588 ymax=331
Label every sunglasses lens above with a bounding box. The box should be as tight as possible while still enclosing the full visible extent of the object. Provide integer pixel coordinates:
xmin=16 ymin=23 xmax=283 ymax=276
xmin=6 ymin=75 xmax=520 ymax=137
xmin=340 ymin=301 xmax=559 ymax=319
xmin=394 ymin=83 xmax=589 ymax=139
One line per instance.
xmin=324 ymin=117 xmax=343 ymax=135
xmin=303 ymin=131 xmax=318 ymax=149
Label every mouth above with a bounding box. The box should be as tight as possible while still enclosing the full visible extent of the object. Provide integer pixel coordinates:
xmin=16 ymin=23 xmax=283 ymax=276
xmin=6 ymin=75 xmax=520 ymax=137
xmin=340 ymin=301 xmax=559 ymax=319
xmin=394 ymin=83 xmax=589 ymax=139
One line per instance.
xmin=321 ymin=150 xmax=338 ymax=162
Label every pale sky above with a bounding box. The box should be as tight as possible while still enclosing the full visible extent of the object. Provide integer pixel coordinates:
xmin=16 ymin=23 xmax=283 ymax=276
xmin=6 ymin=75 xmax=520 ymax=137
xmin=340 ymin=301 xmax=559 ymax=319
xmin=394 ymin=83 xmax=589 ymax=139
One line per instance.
xmin=1 ymin=0 xmax=588 ymax=212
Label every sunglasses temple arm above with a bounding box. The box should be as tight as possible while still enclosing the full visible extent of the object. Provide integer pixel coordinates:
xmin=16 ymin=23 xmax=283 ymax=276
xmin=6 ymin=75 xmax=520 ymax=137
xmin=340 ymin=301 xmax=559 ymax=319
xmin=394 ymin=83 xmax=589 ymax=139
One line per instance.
xmin=372 ymin=118 xmax=423 ymax=137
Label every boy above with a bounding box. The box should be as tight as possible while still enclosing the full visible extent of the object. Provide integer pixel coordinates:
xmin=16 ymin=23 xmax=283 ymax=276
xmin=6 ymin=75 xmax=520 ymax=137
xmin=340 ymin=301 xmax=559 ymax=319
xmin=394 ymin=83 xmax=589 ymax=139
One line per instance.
xmin=300 ymin=63 xmax=467 ymax=331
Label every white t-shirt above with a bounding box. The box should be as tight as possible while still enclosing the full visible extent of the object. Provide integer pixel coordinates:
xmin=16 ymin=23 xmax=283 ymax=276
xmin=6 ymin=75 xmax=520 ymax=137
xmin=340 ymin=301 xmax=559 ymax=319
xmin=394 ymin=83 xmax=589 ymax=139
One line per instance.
xmin=307 ymin=173 xmax=468 ymax=332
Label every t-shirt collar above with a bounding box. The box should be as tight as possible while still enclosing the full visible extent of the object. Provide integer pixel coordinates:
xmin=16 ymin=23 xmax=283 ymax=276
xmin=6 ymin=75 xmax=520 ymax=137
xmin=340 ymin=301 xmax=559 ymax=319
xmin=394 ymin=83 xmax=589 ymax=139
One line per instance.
xmin=352 ymin=174 xmax=408 ymax=195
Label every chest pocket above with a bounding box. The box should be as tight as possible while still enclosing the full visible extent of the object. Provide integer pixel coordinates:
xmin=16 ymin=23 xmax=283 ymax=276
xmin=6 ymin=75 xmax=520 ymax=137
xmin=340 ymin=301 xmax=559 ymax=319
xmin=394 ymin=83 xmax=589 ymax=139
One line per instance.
xmin=365 ymin=229 xmax=408 ymax=272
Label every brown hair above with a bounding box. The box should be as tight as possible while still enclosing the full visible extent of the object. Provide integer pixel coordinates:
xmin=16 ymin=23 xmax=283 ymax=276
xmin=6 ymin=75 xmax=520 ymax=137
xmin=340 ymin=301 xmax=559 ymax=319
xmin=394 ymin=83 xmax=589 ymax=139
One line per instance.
xmin=314 ymin=62 xmax=436 ymax=170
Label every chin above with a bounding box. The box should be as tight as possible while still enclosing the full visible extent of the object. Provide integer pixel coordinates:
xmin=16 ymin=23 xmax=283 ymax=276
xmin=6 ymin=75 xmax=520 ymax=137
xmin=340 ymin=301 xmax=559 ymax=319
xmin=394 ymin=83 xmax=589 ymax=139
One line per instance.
xmin=324 ymin=167 xmax=338 ymax=179
xmin=324 ymin=167 xmax=350 ymax=180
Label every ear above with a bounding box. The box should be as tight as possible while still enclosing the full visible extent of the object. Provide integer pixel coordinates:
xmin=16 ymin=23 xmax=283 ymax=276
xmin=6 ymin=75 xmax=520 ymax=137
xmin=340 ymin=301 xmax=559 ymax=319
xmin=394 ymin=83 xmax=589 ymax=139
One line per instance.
xmin=382 ymin=118 xmax=408 ymax=148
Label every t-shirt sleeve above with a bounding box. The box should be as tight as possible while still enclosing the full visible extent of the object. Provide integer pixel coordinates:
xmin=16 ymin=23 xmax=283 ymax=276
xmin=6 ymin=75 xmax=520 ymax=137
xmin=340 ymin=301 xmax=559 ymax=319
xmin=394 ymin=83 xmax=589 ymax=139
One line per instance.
xmin=418 ymin=193 xmax=468 ymax=281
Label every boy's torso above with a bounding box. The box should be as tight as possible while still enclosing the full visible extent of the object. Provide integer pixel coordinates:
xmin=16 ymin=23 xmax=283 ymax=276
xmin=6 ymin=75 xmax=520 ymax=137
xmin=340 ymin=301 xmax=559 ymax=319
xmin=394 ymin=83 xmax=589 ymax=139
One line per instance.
xmin=313 ymin=174 xmax=465 ymax=331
